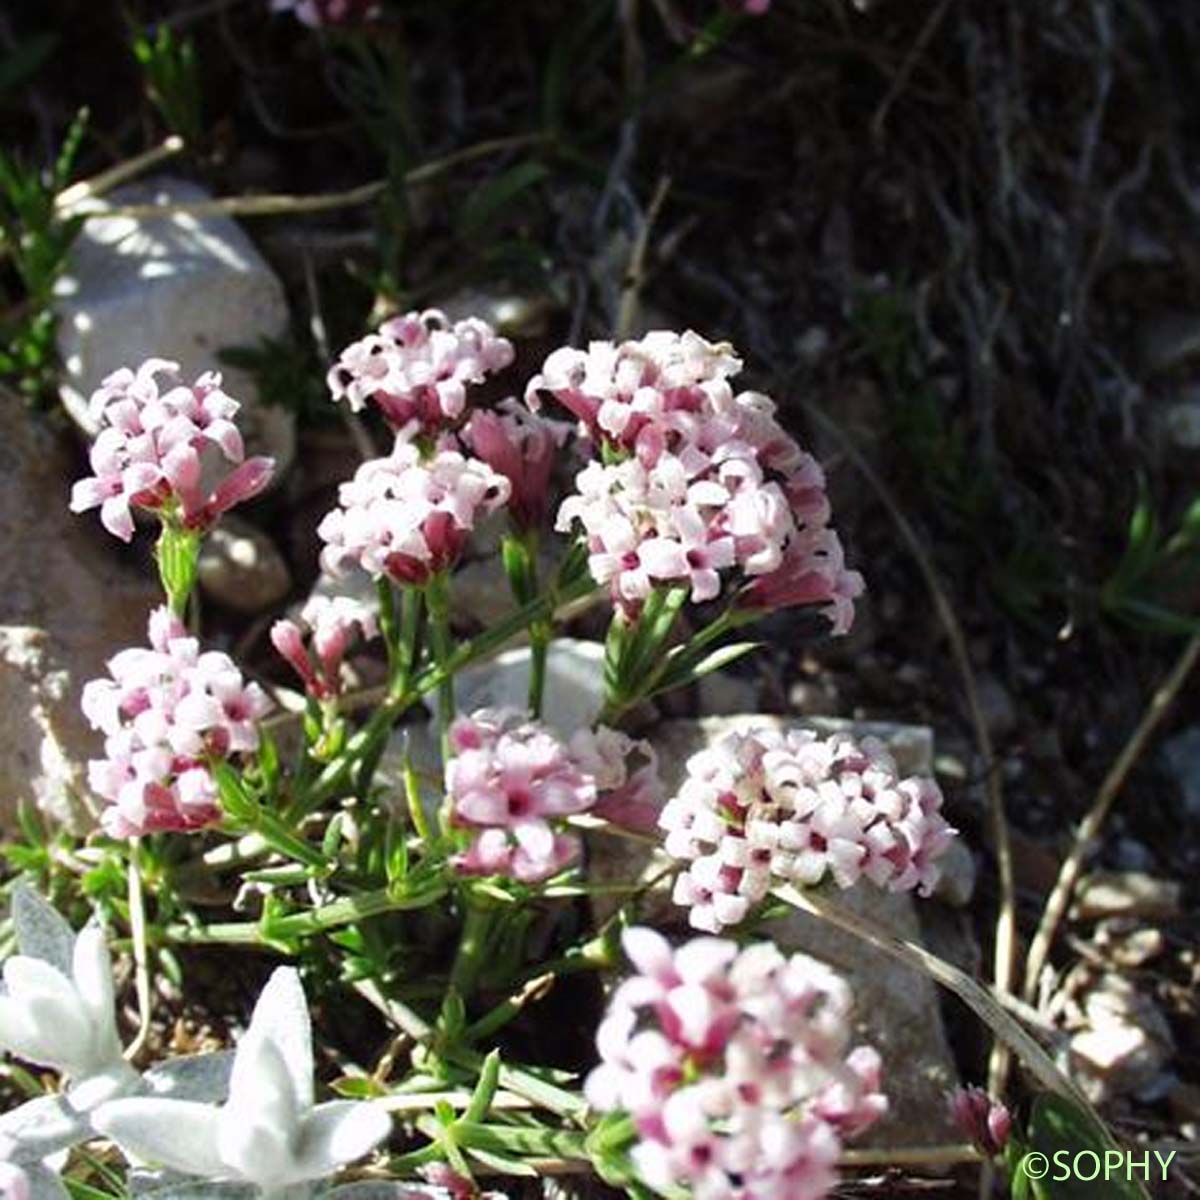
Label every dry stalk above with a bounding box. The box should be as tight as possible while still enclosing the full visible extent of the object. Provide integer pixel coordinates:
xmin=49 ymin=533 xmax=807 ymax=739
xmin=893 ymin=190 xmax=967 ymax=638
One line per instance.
xmin=1021 ymin=633 xmax=1200 ymax=1003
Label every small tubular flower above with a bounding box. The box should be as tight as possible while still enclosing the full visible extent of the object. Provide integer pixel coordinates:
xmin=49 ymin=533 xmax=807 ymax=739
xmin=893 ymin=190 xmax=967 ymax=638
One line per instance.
xmin=81 ymin=606 xmax=271 ymax=837
xmin=317 ymin=439 xmax=510 ymax=586
xmin=93 ymin=968 xmax=390 ymax=1190
xmin=271 ymin=595 xmax=378 ymax=700
xmin=586 ymin=928 xmax=886 ymax=1200
xmin=463 ymin=401 xmax=570 ymax=531
xmin=69 ymin=360 xmax=273 ymax=542
xmin=659 ymin=726 xmax=956 ymax=933
xmin=327 ymin=309 xmax=513 ymax=435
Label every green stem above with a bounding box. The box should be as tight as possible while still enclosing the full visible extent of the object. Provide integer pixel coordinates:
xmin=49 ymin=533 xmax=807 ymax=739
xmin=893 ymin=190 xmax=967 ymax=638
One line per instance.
xmin=397 ymin=585 xmax=423 ymax=693
xmin=403 ymin=752 xmax=433 ymax=844
xmin=449 ymin=899 xmax=494 ymax=998
xmin=162 ymin=881 xmax=448 ymax=946
xmin=425 ymin=572 xmax=456 ymax=765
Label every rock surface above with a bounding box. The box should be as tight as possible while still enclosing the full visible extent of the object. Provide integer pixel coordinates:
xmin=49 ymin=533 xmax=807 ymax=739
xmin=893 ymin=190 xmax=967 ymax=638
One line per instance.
xmin=54 ymin=176 xmax=295 ymax=477
xmin=196 ymin=515 xmax=292 ymax=613
xmin=589 ymin=714 xmax=962 ymax=1149
xmin=0 ymin=394 xmax=162 ymax=829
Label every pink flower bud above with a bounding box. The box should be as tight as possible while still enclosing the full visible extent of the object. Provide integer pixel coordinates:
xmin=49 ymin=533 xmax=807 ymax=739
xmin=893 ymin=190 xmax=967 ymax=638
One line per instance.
xmin=949 ymin=1087 xmax=1012 ymax=1157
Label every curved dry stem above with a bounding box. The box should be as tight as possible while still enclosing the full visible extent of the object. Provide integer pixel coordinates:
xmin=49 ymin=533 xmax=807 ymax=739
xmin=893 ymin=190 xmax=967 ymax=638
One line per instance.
xmin=1021 ymin=633 xmax=1200 ymax=1004
xmin=76 ymin=132 xmax=546 ymax=222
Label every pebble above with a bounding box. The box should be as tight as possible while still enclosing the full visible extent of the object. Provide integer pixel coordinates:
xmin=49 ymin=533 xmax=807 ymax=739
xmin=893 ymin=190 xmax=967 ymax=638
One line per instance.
xmin=196 ymin=516 xmax=292 ymax=613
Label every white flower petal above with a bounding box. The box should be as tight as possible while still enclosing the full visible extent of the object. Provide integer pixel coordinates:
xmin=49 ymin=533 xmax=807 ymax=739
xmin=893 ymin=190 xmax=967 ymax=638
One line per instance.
xmin=292 ymin=1102 xmax=390 ymax=1180
xmin=92 ymin=1099 xmax=226 ymax=1178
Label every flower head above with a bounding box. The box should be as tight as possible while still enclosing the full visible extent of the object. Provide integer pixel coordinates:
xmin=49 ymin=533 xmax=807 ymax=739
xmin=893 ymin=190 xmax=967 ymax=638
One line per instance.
xmin=538 ymin=331 xmax=860 ymax=626
xmin=586 ymin=928 xmax=886 ymax=1200
xmin=659 ymin=726 xmax=956 ymax=933
xmin=447 ymin=711 xmax=662 ymax=882
xmin=318 ymin=439 xmax=510 ymax=586
xmin=447 ymin=709 xmax=597 ymax=883
xmin=94 ymin=968 xmax=390 ymax=1189
xmin=327 ymin=309 xmax=513 ymax=435
xmin=81 ymin=606 xmax=271 ymax=837
xmin=69 ymin=360 xmax=273 ymax=542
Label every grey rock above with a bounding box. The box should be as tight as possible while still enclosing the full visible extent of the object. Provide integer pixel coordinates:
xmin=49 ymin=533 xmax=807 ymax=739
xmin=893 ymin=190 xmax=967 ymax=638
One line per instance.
xmin=696 ymin=671 xmax=760 ymax=716
xmin=196 ymin=516 xmax=291 ymax=613
xmin=0 ymin=393 xmax=162 ymax=829
xmin=453 ymin=639 xmax=606 ymax=739
xmin=932 ymin=837 xmax=977 ymax=908
xmin=589 ymin=714 xmax=961 ymax=1149
xmin=1163 ymin=726 xmax=1200 ymax=817
xmin=54 ymin=176 xmax=295 ymax=478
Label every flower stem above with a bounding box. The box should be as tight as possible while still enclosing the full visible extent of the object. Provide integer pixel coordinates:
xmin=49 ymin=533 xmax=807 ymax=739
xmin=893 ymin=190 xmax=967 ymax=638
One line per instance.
xmin=449 ymin=897 xmax=494 ymax=999
xmin=425 ymin=572 xmax=456 ymax=764
xmin=403 ymin=751 xmax=433 ymax=844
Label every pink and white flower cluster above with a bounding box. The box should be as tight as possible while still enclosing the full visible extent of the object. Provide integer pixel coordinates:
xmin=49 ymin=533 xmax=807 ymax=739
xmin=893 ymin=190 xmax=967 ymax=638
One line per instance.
xmin=586 ymin=928 xmax=886 ymax=1200
xmin=81 ymin=607 xmax=271 ymax=837
xmin=660 ymin=727 xmax=955 ymax=933
xmin=69 ymin=359 xmax=274 ymax=542
xmin=447 ymin=710 xmax=663 ymax=882
xmin=529 ymin=331 xmax=862 ymax=627
xmin=271 ymin=595 xmax=378 ymax=700
xmin=318 ymin=437 xmax=510 ymax=586
xmin=327 ymin=309 xmax=514 ymax=436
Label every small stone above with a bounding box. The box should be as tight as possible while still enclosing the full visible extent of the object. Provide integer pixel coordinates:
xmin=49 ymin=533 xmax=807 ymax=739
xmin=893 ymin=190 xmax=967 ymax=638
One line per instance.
xmin=196 ymin=517 xmax=291 ymax=613
xmin=1093 ymin=921 xmax=1165 ymax=968
xmin=1070 ymin=977 xmax=1174 ymax=1101
xmin=55 ymin=176 xmax=296 ymax=478
xmin=1163 ymin=726 xmax=1200 ymax=817
xmin=1071 ymin=871 xmax=1181 ymax=922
